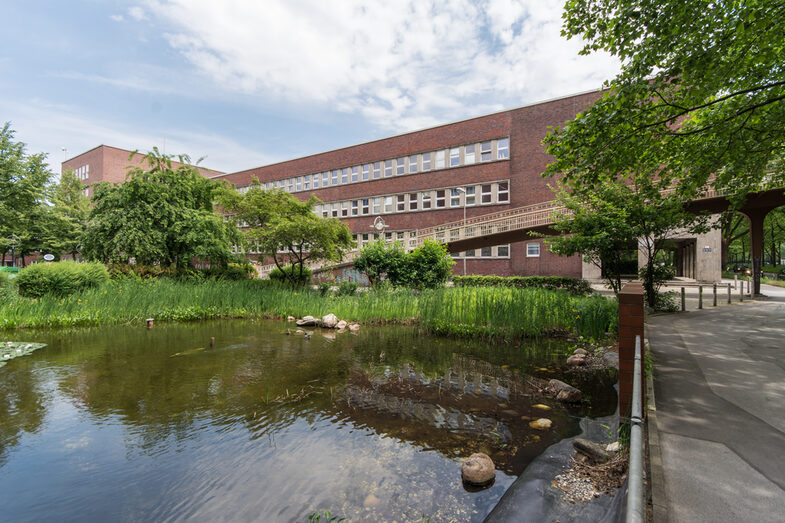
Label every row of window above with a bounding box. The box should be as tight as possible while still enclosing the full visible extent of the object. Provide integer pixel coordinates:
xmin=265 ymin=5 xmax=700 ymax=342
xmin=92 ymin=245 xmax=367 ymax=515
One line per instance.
xmin=238 ymin=137 xmax=510 ymax=194
xmin=74 ymin=164 xmax=90 ymax=180
xmin=313 ymin=181 xmax=509 ymax=219
xmin=452 ymin=245 xmax=511 ymax=258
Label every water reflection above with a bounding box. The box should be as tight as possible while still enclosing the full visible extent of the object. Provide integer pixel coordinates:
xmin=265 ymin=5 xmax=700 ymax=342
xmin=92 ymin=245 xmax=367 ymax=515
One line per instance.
xmin=0 ymin=321 xmax=616 ymax=522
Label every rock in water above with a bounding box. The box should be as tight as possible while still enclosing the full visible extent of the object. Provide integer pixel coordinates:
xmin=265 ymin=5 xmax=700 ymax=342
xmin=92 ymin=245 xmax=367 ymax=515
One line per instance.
xmin=335 ymin=320 xmax=348 ymax=330
xmin=573 ymin=438 xmax=609 ymax=463
xmin=573 ymin=348 xmax=588 ymax=356
xmin=461 ymin=453 xmax=496 ymax=486
xmin=547 ymin=379 xmax=582 ymax=403
xmin=566 ymin=354 xmax=586 ymax=366
xmin=363 ymin=493 xmax=380 ymax=508
xmin=348 ymin=323 xmax=360 ymax=332
xmin=532 ymin=403 xmax=551 ymax=411
xmin=322 ymin=313 xmax=338 ymax=329
xmin=287 ymin=316 xmax=295 ymax=322
xmin=296 ymin=315 xmax=317 ymax=327
xmin=529 ymin=418 xmax=552 ymax=430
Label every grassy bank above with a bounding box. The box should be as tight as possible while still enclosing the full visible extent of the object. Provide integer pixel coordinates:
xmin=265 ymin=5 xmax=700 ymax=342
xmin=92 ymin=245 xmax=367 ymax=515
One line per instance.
xmin=0 ymin=279 xmax=617 ymax=339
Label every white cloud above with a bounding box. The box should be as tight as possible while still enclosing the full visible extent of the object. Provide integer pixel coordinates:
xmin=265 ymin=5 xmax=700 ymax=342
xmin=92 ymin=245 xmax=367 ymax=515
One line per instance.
xmin=139 ymin=0 xmax=619 ymax=132
xmin=0 ymin=98 xmax=274 ymax=175
xmin=128 ymin=6 xmax=147 ymax=21
xmin=110 ymin=14 xmax=125 ymax=22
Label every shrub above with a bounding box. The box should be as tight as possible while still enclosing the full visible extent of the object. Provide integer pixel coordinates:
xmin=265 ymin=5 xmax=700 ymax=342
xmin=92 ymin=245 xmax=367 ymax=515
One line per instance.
xmin=269 ymin=264 xmax=312 ymax=286
xmin=0 ymin=271 xmax=16 ymax=301
xmin=205 ymin=262 xmax=256 ymax=281
xmin=16 ymin=261 xmax=110 ymax=298
xmin=453 ymin=275 xmax=592 ymax=295
xmin=353 ymin=239 xmax=411 ymax=286
xmin=337 ymin=280 xmax=359 ymax=296
xmin=317 ymin=281 xmax=333 ymax=296
xmin=407 ymin=239 xmax=455 ymax=289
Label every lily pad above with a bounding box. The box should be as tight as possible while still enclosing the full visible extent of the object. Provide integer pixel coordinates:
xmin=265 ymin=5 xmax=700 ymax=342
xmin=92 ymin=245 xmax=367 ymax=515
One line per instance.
xmin=0 ymin=342 xmax=47 ymax=368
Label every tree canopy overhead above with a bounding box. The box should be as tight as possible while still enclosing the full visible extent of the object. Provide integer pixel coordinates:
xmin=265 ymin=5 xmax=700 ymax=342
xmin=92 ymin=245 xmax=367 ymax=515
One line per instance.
xmin=547 ymin=0 xmax=785 ymax=196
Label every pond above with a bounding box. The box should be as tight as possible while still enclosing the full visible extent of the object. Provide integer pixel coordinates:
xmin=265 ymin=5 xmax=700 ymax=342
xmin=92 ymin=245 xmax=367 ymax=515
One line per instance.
xmin=0 ymin=321 xmax=617 ymax=522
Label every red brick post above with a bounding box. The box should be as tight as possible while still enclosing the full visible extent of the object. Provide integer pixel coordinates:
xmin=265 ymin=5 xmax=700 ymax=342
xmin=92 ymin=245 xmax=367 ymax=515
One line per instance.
xmin=618 ymin=281 xmax=645 ymax=418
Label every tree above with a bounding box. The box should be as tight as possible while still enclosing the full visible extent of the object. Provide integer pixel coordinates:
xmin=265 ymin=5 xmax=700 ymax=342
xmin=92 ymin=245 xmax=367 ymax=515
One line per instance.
xmin=0 ymin=123 xmax=54 ymax=266
xmin=548 ymin=0 xmax=785 ymax=197
xmin=353 ymin=239 xmax=410 ymax=287
xmin=220 ymin=183 xmax=354 ymax=287
xmin=407 ymin=239 xmax=455 ymax=289
xmin=547 ymin=177 xmax=708 ymax=307
xmin=82 ymin=148 xmax=239 ymax=268
xmin=43 ymin=168 xmax=90 ymax=259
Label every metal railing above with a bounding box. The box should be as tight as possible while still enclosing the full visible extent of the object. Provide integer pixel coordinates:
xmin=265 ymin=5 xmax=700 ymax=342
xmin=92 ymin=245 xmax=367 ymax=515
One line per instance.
xmin=626 ymin=334 xmax=644 ymax=523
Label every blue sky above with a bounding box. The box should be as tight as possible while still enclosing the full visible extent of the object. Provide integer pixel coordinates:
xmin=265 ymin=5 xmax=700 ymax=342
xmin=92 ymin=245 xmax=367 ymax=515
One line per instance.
xmin=1 ymin=1 xmax=619 ymax=175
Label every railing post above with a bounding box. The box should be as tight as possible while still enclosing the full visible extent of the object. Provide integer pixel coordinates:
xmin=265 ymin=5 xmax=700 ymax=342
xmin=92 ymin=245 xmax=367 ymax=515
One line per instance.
xmin=727 ymin=283 xmax=732 ymax=304
xmin=618 ymin=282 xmax=645 ymax=418
xmin=681 ymin=287 xmax=686 ymax=312
xmin=698 ymin=285 xmax=703 ymax=309
xmin=713 ymin=283 xmax=717 ymax=307
xmin=747 ymin=276 xmax=752 ymax=295
xmin=626 ymin=335 xmax=645 ymax=523
xmin=734 ymin=274 xmax=738 ymax=289
xmin=740 ymin=281 xmax=744 ymax=302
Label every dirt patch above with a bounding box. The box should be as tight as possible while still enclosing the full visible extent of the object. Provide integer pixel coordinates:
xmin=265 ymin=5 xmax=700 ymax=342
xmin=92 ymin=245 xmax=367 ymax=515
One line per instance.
xmin=552 ymin=450 xmax=628 ymax=504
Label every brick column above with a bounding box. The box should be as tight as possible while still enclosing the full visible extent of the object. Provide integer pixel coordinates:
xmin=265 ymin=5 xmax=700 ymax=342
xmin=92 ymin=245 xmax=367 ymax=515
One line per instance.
xmin=618 ymin=281 xmax=645 ymax=418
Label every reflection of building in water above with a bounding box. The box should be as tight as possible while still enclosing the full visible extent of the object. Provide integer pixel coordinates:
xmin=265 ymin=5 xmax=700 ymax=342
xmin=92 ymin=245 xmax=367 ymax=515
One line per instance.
xmin=333 ymin=359 xmax=571 ymax=475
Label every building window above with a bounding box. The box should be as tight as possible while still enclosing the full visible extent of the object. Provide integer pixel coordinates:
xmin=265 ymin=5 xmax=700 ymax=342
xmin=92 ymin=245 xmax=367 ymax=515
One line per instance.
xmin=422 ymin=191 xmax=432 ymax=209
xmin=464 ymin=144 xmax=475 ymax=165
xmin=450 ymin=188 xmax=461 ymax=207
xmin=385 ymin=232 xmax=392 ymax=241
xmin=465 ymin=186 xmax=476 ymax=206
xmin=373 ymin=162 xmax=381 ymax=179
xmin=481 ymin=184 xmax=492 ymax=204
xmin=351 ymin=200 xmax=359 ymax=216
xmin=331 ymin=203 xmax=339 ymax=218
xmin=322 ymin=206 xmax=329 ymax=218
xmin=409 ymin=155 xmax=418 ymax=173
xmin=322 ymin=172 xmax=329 ymax=187
xmin=465 ymin=249 xmax=475 ymax=257
xmin=396 ymin=158 xmax=405 ymax=175
xmin=435 ymin=150 xmax=446 ymax=169
xmin=481 ymin=141 xmax=492 ymax=161
xmin=384 ymin=196 xmax=393 ymax=213
xmin=304 ymin=175 xmax=311 ymax=190
xmin=409 ymin=193 xmax=418 ymax=210
xmin=527 ymin=242 xmax=540 ymax=257
xmin=341 ymin=202 xmax=349 ymax=217
xmin=312 ymin=175 xmax=319 ymax=189
xmin=351 ymin=166 xmax=359 ymax=182
xmin=422 ymin=152 xmax=431 ymax=171
xmin=362 ymin=165 xmax=370 ymax=181
xmin=384 ymin=160 xmax=393 ymax=177
xmin=497 ymin=245 xmax=509 ymax=257
xmin=449 ymin=147 xmax=460 ymax=167
xmin=498 ymin=181 xmax=509 ymax=202
xmin=397 ymin=195 xmax=406 ymax=212
xmin=373 ymin=197 xmax=381 ymax=214
xmin=362 ymin=233 xmax=369 ymax=242
xmin=497 ymin=138 xmax=509 ymax=159
xmin=481 ymin=247 xmax=492 ymax=257
xmin=341 ymin=168 xmax=349 ymax=184
xmin=288 ymin=178 xmax=294 ymax=191
xmin=332 ymin=170 xmax=339 ymax=185
xmin=436 ymin=190 xmax=446 ymax=208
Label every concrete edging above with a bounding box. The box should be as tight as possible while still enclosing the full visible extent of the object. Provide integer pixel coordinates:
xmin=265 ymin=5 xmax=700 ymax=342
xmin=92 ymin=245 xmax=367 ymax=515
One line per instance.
xmin=645 ymin=354 xmax=668 ymax=523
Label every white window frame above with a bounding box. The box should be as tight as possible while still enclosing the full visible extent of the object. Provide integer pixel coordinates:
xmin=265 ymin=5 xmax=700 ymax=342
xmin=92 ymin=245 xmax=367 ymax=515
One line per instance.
xmin=373 ymin=162 xmax=381 ymax=179
xmin=435 ymin=150 xmax=446 ymax=169
xmin=362 ymin=165 xmax=370 ymax=181
xmin=384 ymin=160 xmax=393 ymax=177
xmin=422 ymin=152 xmax=431 ymax=171
xmin=449 ymin=147 xmax=460 ymax=167
xmin=480 ymin=141 xmax=492 ymax=162
xmin=409 ymin=155 xmax=418 ymax=174
xmin=526 ymin=242 xmax=540 ymax=257
xmin=497 ymin=138 xmax=509 ymax=159
xmin=464 ymin=144 xmax=476 ymax=165
xmin=396 ymin=158 xmax=405 ymax=175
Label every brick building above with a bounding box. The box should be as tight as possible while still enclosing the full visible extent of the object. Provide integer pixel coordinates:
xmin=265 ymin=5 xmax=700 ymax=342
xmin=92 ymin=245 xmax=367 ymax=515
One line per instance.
xmin=66 ymin=89 xmax=722 ymax=280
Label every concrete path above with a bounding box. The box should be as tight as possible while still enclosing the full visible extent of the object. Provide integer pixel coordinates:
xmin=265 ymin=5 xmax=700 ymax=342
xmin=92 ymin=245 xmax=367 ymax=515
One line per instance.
xmin=647 ymin=283 xmax=785 ymax=522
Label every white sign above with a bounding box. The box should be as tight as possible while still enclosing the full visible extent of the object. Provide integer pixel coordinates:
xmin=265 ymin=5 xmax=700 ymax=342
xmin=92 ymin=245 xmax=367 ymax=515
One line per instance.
xmin=43 ymin=254 xmax=55 ymax=261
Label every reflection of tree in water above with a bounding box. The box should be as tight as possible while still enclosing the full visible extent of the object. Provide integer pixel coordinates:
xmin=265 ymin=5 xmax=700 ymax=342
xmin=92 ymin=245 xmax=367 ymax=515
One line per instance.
xmin=0 ymin=364 xmax=50 ymax=467
xmin=15 ymin=321 xmax=615 ymax=461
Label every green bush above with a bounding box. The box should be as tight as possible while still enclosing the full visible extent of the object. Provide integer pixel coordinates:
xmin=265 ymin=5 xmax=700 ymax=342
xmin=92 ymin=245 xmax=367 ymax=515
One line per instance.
xmin=16 ymin=261 xmax=110 ymax=298
xmin=317 ymin=281 xmax=333 ymax=296
xmin=337 ymin=280 xmax=359 ymax=296
xmin=0 ymin=271 xmax=17 ymax=301
xmin=407 ymin=239 xmax=455 ymax=289
xmin=204 ymin=262 xmax=256 ymax=281
xmin=353 ymin=238 xmax=453 ymax=288
xmin=269 ymin=264 xmax=312 ymax=286
xmin=453 ymin=275 xmax=592 ymax=295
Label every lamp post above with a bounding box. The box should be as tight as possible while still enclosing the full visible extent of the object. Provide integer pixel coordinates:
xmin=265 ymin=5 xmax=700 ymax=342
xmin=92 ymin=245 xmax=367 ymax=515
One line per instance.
xmin=455 ymin=187 xmax=467 ymax=275
xmin=8 ymin=234 xmax=19 ymax=268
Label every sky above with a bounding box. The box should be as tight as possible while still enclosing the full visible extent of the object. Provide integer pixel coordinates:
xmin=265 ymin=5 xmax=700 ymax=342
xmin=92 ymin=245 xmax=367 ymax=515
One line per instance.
xmin=1 ymin=0 xmax=620 ymax=175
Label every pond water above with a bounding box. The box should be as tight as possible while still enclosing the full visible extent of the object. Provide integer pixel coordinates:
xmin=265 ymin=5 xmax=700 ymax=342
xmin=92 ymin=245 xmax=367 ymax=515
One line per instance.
xmin=0 ymin=321 xmax=616 ymax=522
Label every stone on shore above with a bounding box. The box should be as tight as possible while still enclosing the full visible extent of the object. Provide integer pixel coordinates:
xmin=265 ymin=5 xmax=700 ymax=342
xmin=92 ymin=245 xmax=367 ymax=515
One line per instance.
xmin=566 ymin=354 xmax=586 ymax=366
xmin=348 ymin=323 xmax=360 ymax=332
xmin=573 ymin=348 xmax=588 ymax=356
xmin=296 ymin=315 xmax=317 ymax=327
xmin=573 ymin=438 xmax=609 ymax=463
xmin=529 ymin=418 xmax=552 ymax=430
xmin=547 ymin=379 xmax=582 ymax=403
xmin=321 ymin=313 xmax=338 ymax=328
xmin=336 ymin=320 xmax=348 ymax=330
xmin=461 ymin=453 xmax=496 ymax=486
xmin=287 ymin=316 xmax=295 ymax=322
xmin=532 ymin=403 xmax=551 ymax=411
xmin=363 ymin=493 xmax=380 ymax=508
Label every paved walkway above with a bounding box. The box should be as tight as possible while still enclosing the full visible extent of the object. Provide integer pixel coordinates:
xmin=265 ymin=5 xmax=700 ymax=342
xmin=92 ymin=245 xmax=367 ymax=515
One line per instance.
xmin=647 ymin=283 xmax=785 ymax=522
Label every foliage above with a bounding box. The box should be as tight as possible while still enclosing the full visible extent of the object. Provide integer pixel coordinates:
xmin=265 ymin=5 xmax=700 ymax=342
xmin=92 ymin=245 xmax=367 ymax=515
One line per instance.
xmin=0 ymin=123 xmax=55 ymax=265
xmin=407 ymin=239 xmax=455 ymax=289
xmin=269 ymin=264 xmax=312 ymax=286
xmin=219 ymin=183 xmax=354 ymax=287
xmin=299 ymin=511 xmax=346 ymax=523
xmin=82 ymin=148 xmax=239 ymax=268
xmin=651 ymin=291 xmax=680 ymax=313
xmin=0 ymin=278 xmax=617 ymax=339
xmin=337 ymin=280 xmax=359 ymax=296
xmin=15 ymin=261 xmax=109 ymax=298
xmin=0 ymin=271 xmax=16 ymax=302
xmin=453 ymin=275 xmax=592 ymax=295
xmin=352 ymin=239 xmax=410 ymax=286
xmin=549 ymin=0 xmax=785 ymax=197
xmin=546 ymin=179 xmax=708 ymax=307
xmin=204 ymin=262 xmax=256 ymax=281
xmin=638 ymin=264 xmax=676 ymax=308
xmin=353 ymin=238 xmax=454 ymax=288
xmin=317 ymin=281 xmax=332 ymax=296
xmin=45 ymin=168 xmax=90 ymax=258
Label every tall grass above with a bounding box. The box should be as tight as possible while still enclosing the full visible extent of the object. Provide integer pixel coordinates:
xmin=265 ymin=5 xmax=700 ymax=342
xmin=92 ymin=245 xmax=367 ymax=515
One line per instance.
xmin=0 ymin=279 xmax=617 ymax=338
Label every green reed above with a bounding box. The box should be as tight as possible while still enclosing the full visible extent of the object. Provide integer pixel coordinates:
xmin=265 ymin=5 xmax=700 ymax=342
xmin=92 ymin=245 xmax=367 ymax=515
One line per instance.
xmin=0 ymin=279 xmax=617 ymax=339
